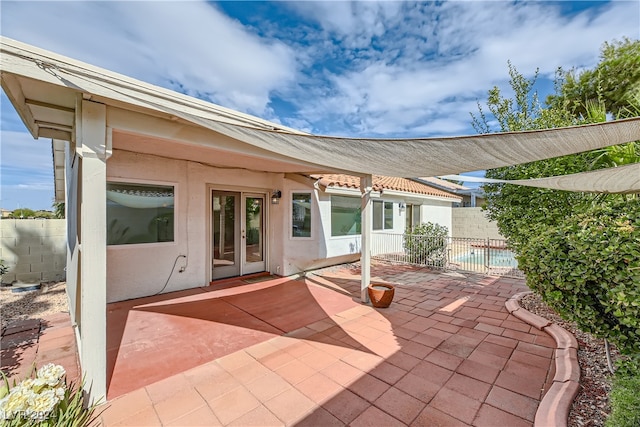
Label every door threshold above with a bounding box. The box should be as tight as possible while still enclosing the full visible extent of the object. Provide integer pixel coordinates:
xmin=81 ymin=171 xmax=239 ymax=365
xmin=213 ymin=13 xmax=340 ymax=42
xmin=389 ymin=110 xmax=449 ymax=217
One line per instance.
xmin=209 ymin=272 xmax=270 ymax=286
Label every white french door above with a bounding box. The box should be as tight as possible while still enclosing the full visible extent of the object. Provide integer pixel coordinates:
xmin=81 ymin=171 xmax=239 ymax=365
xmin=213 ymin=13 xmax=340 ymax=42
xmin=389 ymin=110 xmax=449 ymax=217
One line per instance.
xmin=211 ymin=191 xmax=266 ymax=280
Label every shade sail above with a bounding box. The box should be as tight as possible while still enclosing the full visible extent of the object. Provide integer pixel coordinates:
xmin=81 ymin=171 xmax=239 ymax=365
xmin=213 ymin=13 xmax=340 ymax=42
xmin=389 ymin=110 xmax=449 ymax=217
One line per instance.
xmin=157 ymin=107 xmax=640 ymax=178
xmin=440 ymin=162 xmax=640 ymax=194
xmin=2 ymin=35 xmax=640 ymax=180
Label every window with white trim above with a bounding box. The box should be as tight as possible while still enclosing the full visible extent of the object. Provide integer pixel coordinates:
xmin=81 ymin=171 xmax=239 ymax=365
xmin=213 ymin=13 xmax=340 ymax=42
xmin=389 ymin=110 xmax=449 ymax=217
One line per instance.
xmin=292 ymin=192 xmax=312 ymax=238
xmin=373 ymin=200 xmax=394 ymax=230
xmin=331 ymin=195 xmax=361 ymax=236
xmin=106 ymin=182 xmax=175 ymax=245
xmin=405 ymin=204 xmax=421 ymax=230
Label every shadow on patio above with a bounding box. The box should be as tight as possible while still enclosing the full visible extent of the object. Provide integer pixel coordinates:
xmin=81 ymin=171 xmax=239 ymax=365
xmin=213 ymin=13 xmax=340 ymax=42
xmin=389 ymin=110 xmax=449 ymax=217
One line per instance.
xmin=106 ymin=275 xmax=364 ymax=399
xmin=99 ymin=263 xmax=558 ymax=426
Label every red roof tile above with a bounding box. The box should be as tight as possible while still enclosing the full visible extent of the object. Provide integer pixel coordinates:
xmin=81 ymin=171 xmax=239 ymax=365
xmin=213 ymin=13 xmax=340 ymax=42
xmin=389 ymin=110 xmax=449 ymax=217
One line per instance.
xmin=310 ymin=174 xmax=461 ymax=200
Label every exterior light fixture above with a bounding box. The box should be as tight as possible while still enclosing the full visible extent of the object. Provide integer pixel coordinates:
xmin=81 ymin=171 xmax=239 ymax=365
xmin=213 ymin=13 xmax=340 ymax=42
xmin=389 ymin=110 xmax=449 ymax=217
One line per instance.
xmin=271 ymin=190 xmax=282 ymax=204
xmin=399 ymin=202 xmax=406 ymax=211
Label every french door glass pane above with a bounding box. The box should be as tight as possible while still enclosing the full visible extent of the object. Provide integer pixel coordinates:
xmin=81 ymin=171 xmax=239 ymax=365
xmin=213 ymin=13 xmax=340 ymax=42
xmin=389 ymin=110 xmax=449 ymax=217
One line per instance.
xmin=213 ymin=195 xmax=236 ymax=266
xmin=245 ymin=197 xmax=263 ymax=262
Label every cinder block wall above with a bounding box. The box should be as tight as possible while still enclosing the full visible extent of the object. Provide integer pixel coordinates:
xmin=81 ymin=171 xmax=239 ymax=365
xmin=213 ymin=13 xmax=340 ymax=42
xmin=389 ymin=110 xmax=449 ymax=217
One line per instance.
xmin=451 ymin=207 xmax=505 ymax=240
xmin=0 ymin=219 xmax=66 ymax=284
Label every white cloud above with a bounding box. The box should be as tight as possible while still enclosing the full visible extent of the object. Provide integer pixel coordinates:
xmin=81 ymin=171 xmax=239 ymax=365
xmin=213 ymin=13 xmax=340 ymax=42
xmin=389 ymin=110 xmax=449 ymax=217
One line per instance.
xmin=1 ymin=1 xmax=297 ymax=116
xmin=285 ymin=0 xmax=639 ymax=136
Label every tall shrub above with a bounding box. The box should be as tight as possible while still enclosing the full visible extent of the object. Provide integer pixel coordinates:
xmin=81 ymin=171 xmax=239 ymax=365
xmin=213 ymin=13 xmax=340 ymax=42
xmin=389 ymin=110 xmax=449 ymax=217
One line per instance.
xmin=517 ymin=198 xmax=640 ymax=354
xmin=404 ymin=222 xmax=449 ymax=267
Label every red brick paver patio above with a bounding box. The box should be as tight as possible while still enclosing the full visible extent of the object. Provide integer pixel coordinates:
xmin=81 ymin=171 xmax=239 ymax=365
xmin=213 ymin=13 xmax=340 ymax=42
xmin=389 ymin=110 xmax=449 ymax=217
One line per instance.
xmin=92 ymin=264 xmax=557 ymax=426
xmin=1 ymin=312 xmax=80 ymax=385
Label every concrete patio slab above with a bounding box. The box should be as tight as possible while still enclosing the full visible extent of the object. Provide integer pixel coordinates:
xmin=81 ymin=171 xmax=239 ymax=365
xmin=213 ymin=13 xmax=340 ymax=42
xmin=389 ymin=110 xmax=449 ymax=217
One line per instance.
xmin=2 ymin=263 xmax=582 ymax=426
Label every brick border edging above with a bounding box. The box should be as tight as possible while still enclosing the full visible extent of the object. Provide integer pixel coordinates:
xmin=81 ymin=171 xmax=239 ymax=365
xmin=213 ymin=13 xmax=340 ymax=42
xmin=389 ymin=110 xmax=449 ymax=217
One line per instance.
xmin=505 ymin=291 xmax=580 ymax=427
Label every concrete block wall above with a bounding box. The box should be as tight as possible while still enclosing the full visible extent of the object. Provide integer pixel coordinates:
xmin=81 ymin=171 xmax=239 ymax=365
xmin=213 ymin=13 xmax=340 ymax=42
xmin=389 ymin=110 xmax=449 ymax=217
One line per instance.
xmin=0 ymin=219 xmax=66 ymax=284
xmin=451 ymin=207 xmax=505 ymax=240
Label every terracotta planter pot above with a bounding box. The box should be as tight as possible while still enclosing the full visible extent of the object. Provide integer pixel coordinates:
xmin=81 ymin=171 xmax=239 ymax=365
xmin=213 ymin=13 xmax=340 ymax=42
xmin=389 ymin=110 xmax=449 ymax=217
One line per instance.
xmin=368 ymin=283 xmax=395 ymax=308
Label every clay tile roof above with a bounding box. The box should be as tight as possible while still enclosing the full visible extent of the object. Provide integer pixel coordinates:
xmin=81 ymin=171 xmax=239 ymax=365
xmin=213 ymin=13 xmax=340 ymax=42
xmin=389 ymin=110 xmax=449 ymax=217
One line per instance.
xmin=311 ymin=174 xmax=461 ymax=200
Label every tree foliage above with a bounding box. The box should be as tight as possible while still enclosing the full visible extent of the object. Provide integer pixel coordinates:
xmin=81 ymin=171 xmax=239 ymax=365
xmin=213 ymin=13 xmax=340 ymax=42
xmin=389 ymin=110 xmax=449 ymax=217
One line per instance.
xmin=471 ymin=40 xmax=639 ymax=250
xmin=518 ymin=199 xmax=640 ymax=355
xmin=471 ymin=64 xmax=597 ymax=250
xmin=472 ymin=39 xmax=640 ymax=372
xmin=53 ymin=202 xmax=65 ymax=219
xmin=10 ymin=208 xmax=36 ymax=219
xmin=547 ymin=38 xmax=640 ymax=119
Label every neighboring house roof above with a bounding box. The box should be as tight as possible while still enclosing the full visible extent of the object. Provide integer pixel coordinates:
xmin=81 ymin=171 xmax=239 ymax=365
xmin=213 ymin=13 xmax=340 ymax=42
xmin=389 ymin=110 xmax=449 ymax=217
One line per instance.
xmin=311 ymin=174 xmax=462 ymax=201
xmin=415 ymin=177 xmax=485 ymax=198
xmin=419 ymin=177 xmax=469 ymax=191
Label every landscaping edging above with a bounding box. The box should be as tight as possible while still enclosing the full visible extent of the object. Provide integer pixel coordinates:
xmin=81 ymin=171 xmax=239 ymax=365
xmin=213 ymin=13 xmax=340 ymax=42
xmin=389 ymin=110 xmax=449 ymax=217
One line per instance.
xmin=505 ymin=291 xmax=580 ymax=427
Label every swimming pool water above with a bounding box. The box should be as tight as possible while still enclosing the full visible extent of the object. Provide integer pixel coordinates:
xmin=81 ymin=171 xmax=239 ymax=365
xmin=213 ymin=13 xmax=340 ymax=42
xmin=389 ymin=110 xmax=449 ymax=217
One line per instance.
xmin=454 ymin=248 xmax=519 ymax=268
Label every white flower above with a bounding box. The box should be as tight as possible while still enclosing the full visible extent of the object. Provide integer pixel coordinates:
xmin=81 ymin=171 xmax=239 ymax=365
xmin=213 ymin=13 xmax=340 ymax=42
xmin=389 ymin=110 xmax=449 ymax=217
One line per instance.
xmin=0 ymin=395 xmax=10 ymax=419
xmin=0 ymin=385 xmax=32 ymax=419
xmin=54 ymin=386 xmax=66 ymax=400
xmin=37 ymin=364 xmax=66 ymax=387
xmin=31 ymin=378 xmax=48 ymax=393
xmin=27 ymin=388 xmax=58 ymax=420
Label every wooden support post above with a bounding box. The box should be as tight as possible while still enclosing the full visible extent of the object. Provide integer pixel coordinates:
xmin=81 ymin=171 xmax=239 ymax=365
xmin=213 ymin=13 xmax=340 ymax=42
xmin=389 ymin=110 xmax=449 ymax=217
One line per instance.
xmin=78 ymin=99 xmax=107 ymax=401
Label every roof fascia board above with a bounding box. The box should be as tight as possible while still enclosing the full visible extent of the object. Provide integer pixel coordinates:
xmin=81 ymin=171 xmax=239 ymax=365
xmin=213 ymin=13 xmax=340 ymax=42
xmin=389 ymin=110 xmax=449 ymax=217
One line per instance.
xmin=379 ymin=188 xmax=461 ymax=202
xmin=321 ymin=186 xmax=382 ymax=198
xmin=1 ymin=72 xmax=38 ymax=138
xmin=52 ymin=139 xmax=66 ymax=202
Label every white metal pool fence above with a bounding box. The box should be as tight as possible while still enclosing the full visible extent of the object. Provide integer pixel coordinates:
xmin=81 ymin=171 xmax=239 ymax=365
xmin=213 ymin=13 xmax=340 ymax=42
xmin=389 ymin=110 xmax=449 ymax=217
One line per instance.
xmin=371 ymin=233 xmax=525 ymax=279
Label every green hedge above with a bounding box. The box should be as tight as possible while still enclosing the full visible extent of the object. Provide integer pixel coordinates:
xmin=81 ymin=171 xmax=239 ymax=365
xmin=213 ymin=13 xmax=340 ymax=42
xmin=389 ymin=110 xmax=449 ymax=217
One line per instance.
xmin=518 ymin=198 xmax=640 ymax=355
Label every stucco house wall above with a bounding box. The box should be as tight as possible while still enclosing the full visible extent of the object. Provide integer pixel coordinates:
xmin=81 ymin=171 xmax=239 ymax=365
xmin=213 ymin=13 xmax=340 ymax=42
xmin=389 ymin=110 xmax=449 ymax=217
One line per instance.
xmin=106 ymin=149 xmax=285 ymax=303
xmin=420 ymin=200 xmax=453 ymax=235
xmin=278 ymin=176 xmax=457 ymax=276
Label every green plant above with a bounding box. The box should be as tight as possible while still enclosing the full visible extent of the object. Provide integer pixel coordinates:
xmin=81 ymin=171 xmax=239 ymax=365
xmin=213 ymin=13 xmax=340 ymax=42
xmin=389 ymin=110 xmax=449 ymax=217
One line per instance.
xmin=0 ymin=260 xmax=8 ymax=277
xmin=606 ymin=358 xmax=640 ymax=427
xmin=10 ymin=209 xmax=36 ymax=219
xmin=0 ymin=364 xmax=98 ymax=426
xmin=52 ymin=202 xmax=65 ymax=219
xmin=518 ymin=198 xmax=640 ymax=355
xmin=404 ymin=222 xmax=449 ymax=267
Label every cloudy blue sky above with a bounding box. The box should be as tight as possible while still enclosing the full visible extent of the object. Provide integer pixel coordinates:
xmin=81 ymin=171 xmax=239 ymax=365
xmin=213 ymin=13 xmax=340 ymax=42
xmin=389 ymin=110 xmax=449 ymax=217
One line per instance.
xmin=1 ymin=1 xmax=638 ymax=210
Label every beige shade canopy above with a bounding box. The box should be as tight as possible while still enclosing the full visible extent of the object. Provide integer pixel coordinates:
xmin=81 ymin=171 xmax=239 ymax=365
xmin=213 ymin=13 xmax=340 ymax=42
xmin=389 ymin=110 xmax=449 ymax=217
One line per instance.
xmin=2 ymin=36 xmax=640 ymax=191
xmin=440 ymin=161 xmax=640 ymax=194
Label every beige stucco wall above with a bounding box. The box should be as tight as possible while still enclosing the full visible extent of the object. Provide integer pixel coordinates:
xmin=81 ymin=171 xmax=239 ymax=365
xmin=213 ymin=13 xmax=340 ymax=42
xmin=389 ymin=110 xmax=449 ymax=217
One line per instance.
xmin=451 ymin=207 xmax=505 ymax=240
xmin=106 ymin=149 xmax=285 ymax=302
xmin=0 ymin=219 xmax=67 ymax=284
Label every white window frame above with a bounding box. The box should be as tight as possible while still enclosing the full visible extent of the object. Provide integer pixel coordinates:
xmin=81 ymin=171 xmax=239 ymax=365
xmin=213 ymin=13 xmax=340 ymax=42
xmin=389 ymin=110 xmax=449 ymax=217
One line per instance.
xmin=106 ymin=178 xmax=178 ymax=248
xmin=373 ymin=200 xmax=394 ymax=231
xmin=290 ymin=190 xmax=314 ymax=240
xmin=329 ymin=195 xmax=361 ymax=237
